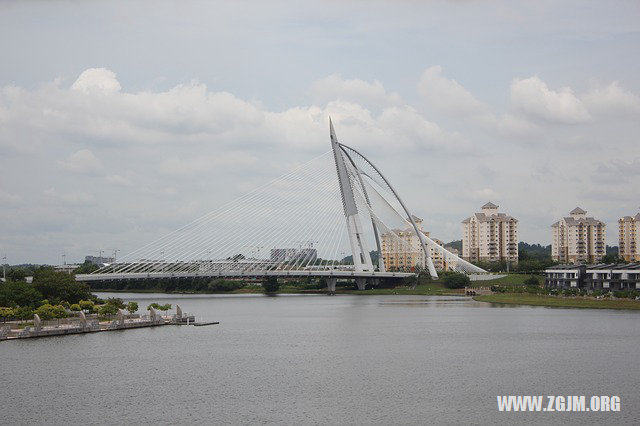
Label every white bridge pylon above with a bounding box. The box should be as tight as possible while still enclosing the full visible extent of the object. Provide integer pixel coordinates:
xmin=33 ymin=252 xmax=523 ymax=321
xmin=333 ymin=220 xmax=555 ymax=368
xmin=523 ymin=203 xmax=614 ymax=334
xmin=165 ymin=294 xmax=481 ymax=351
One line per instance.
xmin=78 ymin=120 xmax=484 ymax=284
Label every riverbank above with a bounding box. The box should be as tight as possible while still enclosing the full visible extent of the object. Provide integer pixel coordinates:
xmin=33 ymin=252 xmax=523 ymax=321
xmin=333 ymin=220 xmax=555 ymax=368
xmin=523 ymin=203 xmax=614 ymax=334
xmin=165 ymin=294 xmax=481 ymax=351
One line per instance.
xmin=474 ymin=293 xmax=640 ymax=310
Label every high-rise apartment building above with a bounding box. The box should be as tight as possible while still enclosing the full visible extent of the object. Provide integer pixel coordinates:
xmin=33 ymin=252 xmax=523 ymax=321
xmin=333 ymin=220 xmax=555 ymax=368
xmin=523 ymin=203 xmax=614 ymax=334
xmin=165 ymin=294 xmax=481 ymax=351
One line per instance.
xmin=618 ymin=212 xmax=640 ymax=262
xmin=551 ymin=207 xmax=605 ymax=263
xmin=461 ymin=202 xmax=518 ymax=263
xmin=381 ymin=216 xmax=453 ymax=272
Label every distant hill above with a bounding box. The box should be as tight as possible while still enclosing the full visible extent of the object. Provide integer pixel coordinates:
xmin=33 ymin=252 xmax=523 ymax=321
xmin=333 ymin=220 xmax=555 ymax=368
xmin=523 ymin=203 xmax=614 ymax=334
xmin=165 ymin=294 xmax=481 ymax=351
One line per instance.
xmin=518 ymin=242 xmax=551 ymax=259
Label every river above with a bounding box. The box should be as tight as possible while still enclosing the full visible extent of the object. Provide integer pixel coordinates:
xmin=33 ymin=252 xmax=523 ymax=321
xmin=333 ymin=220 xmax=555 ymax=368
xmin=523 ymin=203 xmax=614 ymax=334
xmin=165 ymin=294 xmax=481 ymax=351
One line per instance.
xmin=2 ymin=293 xmax=639 ymax=425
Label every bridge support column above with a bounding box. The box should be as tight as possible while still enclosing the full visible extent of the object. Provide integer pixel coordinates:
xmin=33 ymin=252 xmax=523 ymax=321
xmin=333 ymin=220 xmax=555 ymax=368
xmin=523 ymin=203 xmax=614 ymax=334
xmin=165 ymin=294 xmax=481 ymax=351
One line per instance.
xmin=326 ymin=278 xmax=336 ymax=293
xmin=355 ymin=277 xmax=366 ymax=290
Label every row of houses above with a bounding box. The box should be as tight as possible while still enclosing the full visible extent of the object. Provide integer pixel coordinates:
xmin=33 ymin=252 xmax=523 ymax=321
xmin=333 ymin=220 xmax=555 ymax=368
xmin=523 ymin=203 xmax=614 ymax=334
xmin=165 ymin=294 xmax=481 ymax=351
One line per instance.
xmin=544 ymin=263 xmax=640 ymax=291
xmin=462 ymin=203 xmax=640 ymax=265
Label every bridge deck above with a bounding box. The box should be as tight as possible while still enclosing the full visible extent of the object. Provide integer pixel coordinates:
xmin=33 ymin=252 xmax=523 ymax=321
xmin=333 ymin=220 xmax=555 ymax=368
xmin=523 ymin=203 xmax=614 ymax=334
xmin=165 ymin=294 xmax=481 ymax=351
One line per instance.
xmin=76 ymin=270 xmax=415 ymax=282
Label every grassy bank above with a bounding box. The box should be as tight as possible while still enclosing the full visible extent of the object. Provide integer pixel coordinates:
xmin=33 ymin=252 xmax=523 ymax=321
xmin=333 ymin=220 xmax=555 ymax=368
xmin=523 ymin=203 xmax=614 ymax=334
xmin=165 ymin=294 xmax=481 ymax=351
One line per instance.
xmin=474 ymin=293 xmax=640 ymax=310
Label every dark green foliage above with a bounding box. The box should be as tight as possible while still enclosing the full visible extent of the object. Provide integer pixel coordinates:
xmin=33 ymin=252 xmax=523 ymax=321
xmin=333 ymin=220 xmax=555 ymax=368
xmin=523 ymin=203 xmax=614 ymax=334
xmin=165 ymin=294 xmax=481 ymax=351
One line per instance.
xmin=105 ymin=297 xmax=126 ymax=309
xmin=126 ymin=301 xmax=138 ymax=314
xmin=442 ymin=272 xmax=470 ymax=289
xmin=0 ymin=280 xmax=43 ymax=308
xmin=606 ymin=245 xmax=619 ymax=256
xmin=518 ymin=243 xmax=551 ymax=260
xmin=601 ymin=253 xmax=625 ymax=264
xmin=524 ymin=275 xmax=539 ymax=286
xmin=98 ymin=304 xmax=119 ymax=316
xmin=262 ymin=276 xmax=280 ymax=293
xmin=32 ymin=268 xmax=92 ymax=304
xmin=14 ymin=306 xmax=34 ymax=320
xmin=85 ymin=277 xmax=217 ymax=293
xmin=208 ymin=279 xmax=245 ymax=292
xmin=444 ymin=240 xmax=462 ymax=252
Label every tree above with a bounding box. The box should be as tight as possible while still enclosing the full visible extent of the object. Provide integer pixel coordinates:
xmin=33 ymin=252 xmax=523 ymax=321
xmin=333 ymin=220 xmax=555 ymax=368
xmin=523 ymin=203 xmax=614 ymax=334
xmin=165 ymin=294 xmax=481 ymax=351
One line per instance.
xmin=14 ymin=306 xmax=33 ymax=322
xmin=126 ymin=302 xmax=139 ymax=314
xmin=79 ymin=300 xmax=95 ymax=313
xmin=601 ymin=253 xmax=623 ymax=264
xmin=147 ymin=302 xmax=161 ymax=311
xmin=158 ymin=303 xmax=172 ymax=315
xmin=70 ymin=303 xmax=82 ymax=312
xmin=0 ymin=280 xmax=43 ymax=308
xmin=34 ymin=304 xmax=67 ymax=320
xmin=442 ymin=272 xmax=470 ymax=289
xmin=32 ymin=268 xmax=92 ymax=304
xmin=98 ymin=303 xmax=119 ymax=316
xmin=262 ymin=277 xmax=280 ymax=293
xmin=105 ymin=297 xmax=125 ymax=309
xmin=0 ymin=307 xmax=15 ymax=322
xmin=524 ymin=275 xmax=540 ymax=286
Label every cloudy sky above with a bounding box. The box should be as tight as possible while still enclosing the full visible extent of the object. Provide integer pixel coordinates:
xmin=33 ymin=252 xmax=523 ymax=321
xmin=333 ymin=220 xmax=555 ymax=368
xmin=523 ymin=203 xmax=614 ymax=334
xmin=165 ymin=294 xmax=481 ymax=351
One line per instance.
xmin=1 ymin=1 xmax=639 ymax=264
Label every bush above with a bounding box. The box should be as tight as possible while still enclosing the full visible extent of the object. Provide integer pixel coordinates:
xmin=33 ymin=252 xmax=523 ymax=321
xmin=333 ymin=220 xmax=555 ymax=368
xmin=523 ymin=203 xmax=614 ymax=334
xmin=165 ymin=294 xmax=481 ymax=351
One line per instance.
xmin=562 ymin=288 xmax=579 ymax=296
xmin=442 ymin=273 xmax=470 ymax=289
xmin=524 ymin=275 xmax=539 ymax=286
xmin=262 ymin=277 xmax=280 ymax=293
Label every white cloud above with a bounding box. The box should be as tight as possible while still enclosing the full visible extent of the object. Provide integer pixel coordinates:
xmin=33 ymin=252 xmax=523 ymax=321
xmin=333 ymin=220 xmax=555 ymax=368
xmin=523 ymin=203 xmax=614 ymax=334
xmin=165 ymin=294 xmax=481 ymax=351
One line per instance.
xmin=510 ymin=76 xmax=591 ymax=124
xmin=417 ymin=66 xmax=488 ymax=116
xmin=582 ymin=82 xmax=640 ymax=116
xmin=1 ymin=67 xmax=639 ymax=262
xmin=71 ymin=68 xmax=122 ymax=95
xmin=310 ymin=73 xmax=402 ymax=108
xmin=58 ymin=149 xmax=103 ymax=174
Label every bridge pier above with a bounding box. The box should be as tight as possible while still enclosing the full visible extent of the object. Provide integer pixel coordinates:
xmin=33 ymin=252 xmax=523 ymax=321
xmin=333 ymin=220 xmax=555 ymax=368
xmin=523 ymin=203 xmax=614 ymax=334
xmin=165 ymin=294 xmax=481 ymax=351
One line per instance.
xmin=326 ymin=278 xmax=337 ymax=293
xmin=355 ymin=277 xmax=366 ymax=290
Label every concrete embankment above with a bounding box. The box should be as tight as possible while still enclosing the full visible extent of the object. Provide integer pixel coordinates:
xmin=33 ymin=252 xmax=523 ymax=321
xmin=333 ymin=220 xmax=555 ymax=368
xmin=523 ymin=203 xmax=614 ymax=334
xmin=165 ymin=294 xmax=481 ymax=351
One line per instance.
xmin=0 ymin=305 xmax=213 ymax=341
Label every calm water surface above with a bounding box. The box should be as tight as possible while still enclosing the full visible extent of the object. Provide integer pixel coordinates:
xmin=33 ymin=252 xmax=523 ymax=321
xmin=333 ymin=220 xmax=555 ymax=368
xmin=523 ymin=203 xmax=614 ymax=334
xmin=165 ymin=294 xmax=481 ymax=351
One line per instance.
xmin=2 ymin=294 xmax=639 ymax=425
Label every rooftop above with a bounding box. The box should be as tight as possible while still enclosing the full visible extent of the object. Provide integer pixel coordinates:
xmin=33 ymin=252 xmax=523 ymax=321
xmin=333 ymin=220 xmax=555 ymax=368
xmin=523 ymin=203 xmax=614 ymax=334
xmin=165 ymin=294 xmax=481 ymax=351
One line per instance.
xmin=482 ymin=202 xmax=498 ymax=209
xmin=570 ymin=207 xmax=586 ymax=215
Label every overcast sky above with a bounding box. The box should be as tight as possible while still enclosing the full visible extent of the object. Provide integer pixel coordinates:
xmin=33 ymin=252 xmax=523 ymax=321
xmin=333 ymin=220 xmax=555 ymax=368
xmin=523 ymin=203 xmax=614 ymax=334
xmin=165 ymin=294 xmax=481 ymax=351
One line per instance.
xmin=1 ymin=0 xmax=639 ymax=264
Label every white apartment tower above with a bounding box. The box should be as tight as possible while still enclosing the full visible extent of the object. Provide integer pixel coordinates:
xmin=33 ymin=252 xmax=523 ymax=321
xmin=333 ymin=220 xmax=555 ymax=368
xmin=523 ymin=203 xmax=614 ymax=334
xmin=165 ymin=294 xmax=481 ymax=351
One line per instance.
xmin=619 ymin=211 xmax=640 ymax=262
xmin=551 ymin=207 xmax=606 ymax=263
xmin=461 ymin=202 xmax=518 ymax=264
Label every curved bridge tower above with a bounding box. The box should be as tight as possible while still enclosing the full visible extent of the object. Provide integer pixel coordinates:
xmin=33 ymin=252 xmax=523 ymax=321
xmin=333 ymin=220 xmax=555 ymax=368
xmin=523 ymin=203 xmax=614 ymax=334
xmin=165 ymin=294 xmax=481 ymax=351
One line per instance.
xmin=330 ymin=119 xmax=374 ymax=278
xmin=330 ymin=119 xmax=439 ymax=281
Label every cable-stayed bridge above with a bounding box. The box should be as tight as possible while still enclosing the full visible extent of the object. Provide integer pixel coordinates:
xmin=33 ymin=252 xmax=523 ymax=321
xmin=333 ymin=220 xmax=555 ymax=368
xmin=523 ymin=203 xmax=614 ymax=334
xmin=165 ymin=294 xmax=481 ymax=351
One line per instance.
xmin=76 ymin=120 xmax=484 ymax=290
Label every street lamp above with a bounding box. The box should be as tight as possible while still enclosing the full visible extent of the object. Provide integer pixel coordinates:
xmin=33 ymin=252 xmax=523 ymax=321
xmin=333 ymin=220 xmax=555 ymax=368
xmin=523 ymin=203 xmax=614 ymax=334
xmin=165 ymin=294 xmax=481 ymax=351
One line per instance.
xmin=2 ymin=254 xmax=6 ymax=281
